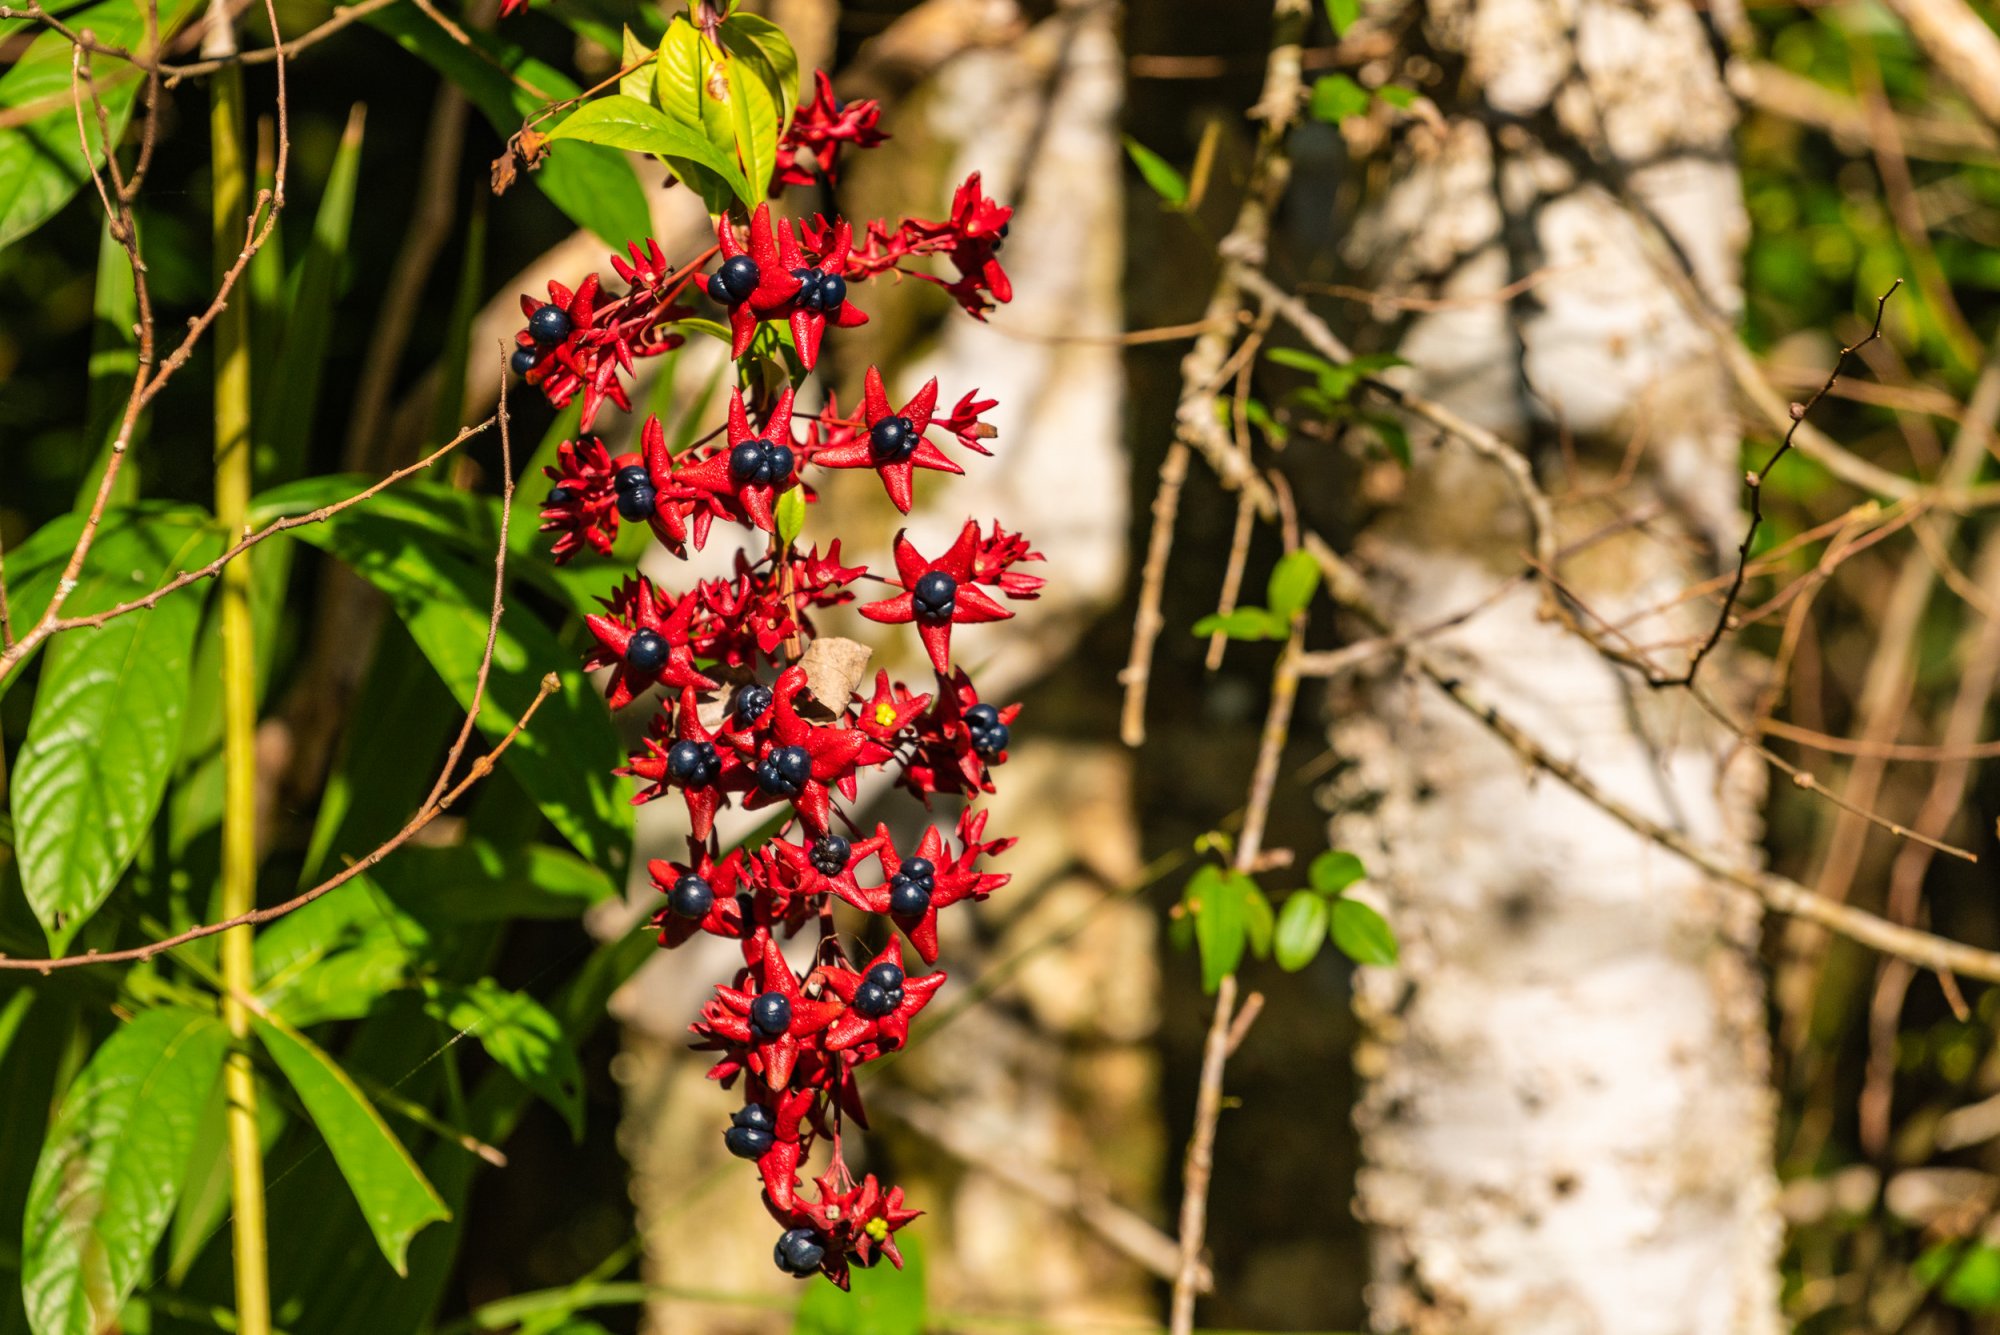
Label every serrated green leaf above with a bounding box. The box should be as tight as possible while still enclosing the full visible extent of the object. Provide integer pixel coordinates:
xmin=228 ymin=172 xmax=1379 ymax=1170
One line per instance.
xmin=1192 ymin=606 xmax=1286 ymax=641
xmin=1274 ymin=893 xmax=1330 ymax=971
xmin=1308 ymin=849 xmax=1366 ymax=895
xmin=1265 ymin=549 xmax=1322 ymax=622
xmin=1185 ymin=866 xmax=1245 ymax=993
xmin=252 ymin=1013 xmax=450 ymax=1274
xmin=1330 ymin=898 xmax=1398 ymax=966
xmin=547 ymin=94 xmax=754 ymax=205
xmin=22 ymin=1008 xmax=228 ymax=1335
xmin=1122 ymin=136 xmax=1188 ymax=207
xmin=795 ymin=1232 xmax=926 ymax=1334
xmin=11 ymin=515 xmax=222 ymax=951
xmin=423 ymin=979 xmax=583 ymax=1139
xmin=774 ymin=486 xmax=807 ymax=548
xmin=1308 ymin=74 xmax=1372 ymax=123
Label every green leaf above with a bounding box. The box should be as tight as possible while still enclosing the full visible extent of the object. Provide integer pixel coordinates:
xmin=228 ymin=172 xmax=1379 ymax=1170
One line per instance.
xmin=78 ymin=219 xmax=144 ymax=509
xmin=1274 ymin=893 xmax=1331 ymax=971
xmin=1324 ymin=0 xmax=1360 ymax=34
xmin=423 ymin=979 xmax=583 ymax=1139
xmin=1184 ymin=866 xmax=1245 ymax=994
xmin=1239 ymin=876 xmax=1274 ymax=958
xmin=725 ymin=56 xmax=780 ymax=200
xmin=1375 ymin=83 xmax=1419 ymax=109
xmin=653 ymin=15 xmax=750 ymax=210
xmin=1330 ymin=898 xmax=1399 ymax=966
xmin=251 ymin=1013 xmax=450 ymax=1274
xmin=795 ymin=1233 xmax=926 ymax=1334
xmin=619 ymin=27 xmax=655 ymax=101
xmin=1308 ymin=849 xmax=1366 ymax=895
xmin=372 ymin=840 xmax=616 ymax=923
xmin=717 ymin=13 xmax=801 ymax=131
xmin=546 ymin=95 xmax=754 ymax=206
xmin=1121 ymin=136 xmax=1188 ymax=207
xmin=1308 ymin=74 xmax=1372 ymax=123
xmin=273 ymin=493 xmax=632 ymax=870
xmin=21 ymin=1008 xmax=228 ymax=1335
xmin=1265 ymin=549 xmax=1322 ymax=622
xmin=774 ymin=486 xmax=807 ymax=549
xmin=368 ymin=7 xmax=651 ymax=246
xmin=254 ymin=888 xmax=426 ymax=1028
xmin=11 ymin=515 xmax=222 ymax=951
xmin=1191 ymin=606 xmax=1287 ymax=641
xmin=1264 ymin=346 xmax=1339 ymax=377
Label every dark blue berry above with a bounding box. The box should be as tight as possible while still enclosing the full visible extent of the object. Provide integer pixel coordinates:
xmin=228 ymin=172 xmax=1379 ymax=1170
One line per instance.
xmin=732 ymin=1103 xmax=776 ymax=1132
xmin=965 ymin=703 xmax=1001 ymax=730
xmin=774 ymin=1228 xmax=825 ymax=1276
xmin=912 ymin=571 xmax=956 ymax=622
xmin=889 ymin=875 xmax=932 ymax=917
xmin=901 ymin=857 xmax=934 ymax=887
xmin=625 ymin=628 xmax=669 ymax=674
xmin=668 ymin=874 xmax=713 ymax=919
xmin=869 ymin=415 xmax=916 ymax=464
xmin=763 ymin=441 xmax=795 ymax=481
xmin=854 ymin=981 xmax=895 ymax=1018
xmin=974 ymin=722 xmax=1010 ymax=756
xmin=731 ymin=441 xmax=769 ymax=484
xmin=544 ymin=485 xmax=574 ymax=506
xmin=724 ymin=1124 xmax=775 ymax=1158
xmin=511 ymin=345 xmax=540 ymax=374
xmin=615 ymin=464 xmax=650 ymax=493
xmin=810 ymin=834 xmax=851 ymax=876
xmin=866 ymin=962 xmax=904 ymax=992
xmin=790 ymin=267 xmax=827 ymax=310
xmin=817 ymin=273 xmax=847 ymax=310
xmin=666 ymin=740 xmax=719 ymax=786
xmin=712 ymin=255 xmax=760 ymax=304
xmin=757 ymin=745 xmax=812 ymax=797
xmin=616 ymin=484 xmax=656 ymax=522
xmin=750 ymin=991 xmax=792 ymax=1037
xmin=734 ymin=684 xmax=773 ymax=727
xmin=527 ymin=304 xmax=572 ymax=343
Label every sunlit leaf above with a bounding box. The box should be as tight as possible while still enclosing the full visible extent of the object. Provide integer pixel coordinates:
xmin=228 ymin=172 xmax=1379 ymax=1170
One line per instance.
xmin=1122 ymin=136 xmax=1188 ymax=207
xmin=423 ymin=979 xmax=583 ymax=1139
xmin=1274 ymin=894 xmax=1330 ymax=971
xmin=1330 ymin=898 xmax=1398 ymax=966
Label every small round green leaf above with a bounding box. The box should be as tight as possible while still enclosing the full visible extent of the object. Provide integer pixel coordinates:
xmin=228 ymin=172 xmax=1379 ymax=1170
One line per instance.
xmin=1330 ymin=898 xmax=1399 ymax=966
xmin=1274 ymin=893 xmax=1330 ymax=971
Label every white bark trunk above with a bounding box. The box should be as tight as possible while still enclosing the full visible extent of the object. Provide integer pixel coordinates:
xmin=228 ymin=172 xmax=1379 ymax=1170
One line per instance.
xmin=1328 ymin=1 xmax=1783 ymax=1329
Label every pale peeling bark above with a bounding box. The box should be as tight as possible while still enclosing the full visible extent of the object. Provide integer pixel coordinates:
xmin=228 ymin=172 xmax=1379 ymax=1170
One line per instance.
xmin=1325 ymin=0 xmax=1782 ymax=1329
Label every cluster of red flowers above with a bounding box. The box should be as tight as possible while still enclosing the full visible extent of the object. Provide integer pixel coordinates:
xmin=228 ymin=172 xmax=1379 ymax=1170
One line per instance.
xmin=522 ymin=71 xmax=1033 ymax=1287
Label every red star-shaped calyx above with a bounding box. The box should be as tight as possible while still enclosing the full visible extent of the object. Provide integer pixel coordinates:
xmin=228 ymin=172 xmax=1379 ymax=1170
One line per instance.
xmin=694 ymin=932 xmax=844 ymax=1088
xmin=584 ymin=576 xmax=717 ymax=709
xmin=538 ymin=436 xmax=620 ymax=564
xmin=671 ymin=387 xmax=800 ymax=532
xmin=778 ymin=217 xmax=869 ymax=371
xmin=744 ymin=666 xmax=892 ymax=835
xmin=714 ymin=203 xmax=802 ymax=359
xmin=852 ymin=670 xmax=931 ymax=742
xmin=820 ymin=938 xmax=945 ymax=1054
xmin=619 ymin=690 xmax=750 ymax=840
xmin=648 ymin=845 xmax=752 ymax=948
xmin=809 ymin=368 xmax=962 ymax=514
xmin=842 ymin=824 xmax=987 ymax=963
xmin=858 ymin=520 xmax=1014 ymax=673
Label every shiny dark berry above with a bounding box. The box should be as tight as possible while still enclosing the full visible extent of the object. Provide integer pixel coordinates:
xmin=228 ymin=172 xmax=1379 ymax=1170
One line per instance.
xmin=711 ymin=255 xmax=760 ymax=304
xmin=790 ymin=267 xmax=827 ymax=310
xmin=665 ymin=739 xmax=719 ymax=786
xmin=865 ymin=962 xmax=904 ymax=992
xmin=757 ymin=745 xmax=812 ymax=797
xmin=912 ymin=571 xmax=957 ymax=622
xmin=732 ymin=1103 xmax=776 ymax=1132
xmin=974 ymin=722 xmax=1011 ymax=756
xmin=817 ymin=273 xmax=847 ymax=310
xmin=810 ymin=835 xmax=851 ymax=876
xmin=774 ymin=1228 xmax=825 ymax=1276
xmin=965 ymin=703 xmax=1001 ymax=730
xmin=764 ymin=441 xmax=795 ymax=481
xmin=511 ymin=345 xmax=540 ymax=374
xmin=544 ymin=485 xmax=573 ymax=506
xmin=750 ymin=991 xmax=792 ymax=1036
xmin=615 ymin=464 xmax=650 ymax=493
xmin=667 ymin=873 xmax=713 ymax=919
xmin=625 ymin=628 xmax=669 ymax=674
xmin=869 ymin=415 xmax=916 ymax=463
xmin=724 ymin=1124 xmax=775 ymax=1158
xmin=731 ymin=441 xmax=769 ymax=484
xmin=734 ymin=684 xmax=773 ymax=727
xmin=900 ymin=857 xmax=934 ymax=889
xmin=854 ymin=981 xmax=895 ymax=1018
xmin=528 ymin=304 xmax=572 ymax=343
xmin=889 ymin=875 xmax=932 ymax=917
xmin=616 ymin=485 xmax=656 ymax=522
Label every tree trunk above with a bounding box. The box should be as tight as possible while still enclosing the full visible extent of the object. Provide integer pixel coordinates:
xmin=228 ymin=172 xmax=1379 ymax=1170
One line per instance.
xmin=1325 ymin=1 xmax=1784 ymax=1329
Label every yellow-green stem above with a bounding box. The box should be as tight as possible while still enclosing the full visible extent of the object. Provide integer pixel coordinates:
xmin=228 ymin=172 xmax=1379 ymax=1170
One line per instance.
xmin=210 ymin=38 xmax=273 ymax=1335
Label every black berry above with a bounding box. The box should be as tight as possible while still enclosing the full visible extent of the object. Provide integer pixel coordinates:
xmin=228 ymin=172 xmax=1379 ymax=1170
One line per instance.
xmin=758 ymin=745 xmax=812 ymax=797
xmin=725 ymin=1124 xmax=775 ymax=1158
xmin=750 ymin=991 xmax=792 ymax=1037
xmin=901 ymin=858 xmax=935 ymax=887
xmin=865 ymin=962 xmax=904 ymax=992
xmin=869 ymin=415 xmax=916 ymax=464
xmin=790 ymin=267 xmax=827 ymax=310
xmin=734 ymin=684 xmax=773 ymax=727
xmin=732 ymin=1103 xmax=776 ymax=1132
xmin=774 ymin=1228 xmax=825 ymax=1276
xmin=544 ymin=485 xmax=574 ymax=506
xmin=912 ymin=572 xmax=956 ymax=622
xmin=527 ymin=304 xmax=571 ymax=343
xmin=665 ymin=740 xmax=719 ymax=786
xmin=625 ymin=628 xmax=669 ymax=674
xmin=810 ymin=834 xmax=851 ymax=876
xmin=667 ymin=873 xmax=713 ymax=919
xmin=817 ymin=273 xmax=847 ymax=310
xmin=764 ymin=440 xmax=795 ymax=481
xmin=711 ymin=255 xmax=760 ymax=304
xmin=511 ymin=345 xmax=540 ymax=374
xmin=889 ymin=875 xmax=932 ymax=917
xmin=965 ymin=703 xmax=1001 ymax=730
xmin=731 ymin=440 xmax=769 ymax=484
xmin=613 ymin=464 xmax=656 ymax=522
xmin=854 ymin=981 xmax=896 ymax=1017
xmin=974 ymin=722 xmax=1010 ymax=756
